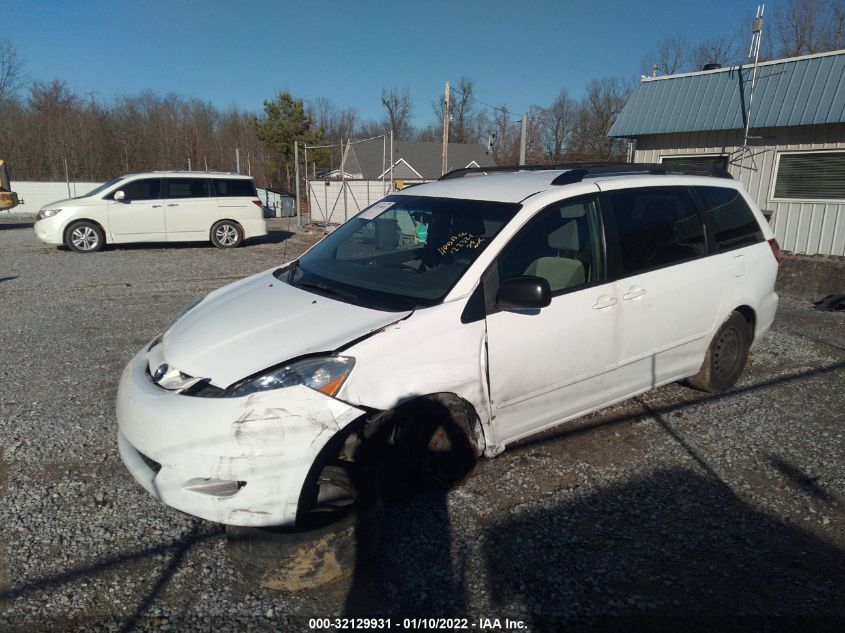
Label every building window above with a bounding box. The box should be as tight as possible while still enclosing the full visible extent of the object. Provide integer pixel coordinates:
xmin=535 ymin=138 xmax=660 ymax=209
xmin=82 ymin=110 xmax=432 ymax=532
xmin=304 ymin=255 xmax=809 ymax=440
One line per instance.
xmin=774 ymin=152 xmax=845 ymax=201
xmin=660 ymin=155 xmax=728 ymax=169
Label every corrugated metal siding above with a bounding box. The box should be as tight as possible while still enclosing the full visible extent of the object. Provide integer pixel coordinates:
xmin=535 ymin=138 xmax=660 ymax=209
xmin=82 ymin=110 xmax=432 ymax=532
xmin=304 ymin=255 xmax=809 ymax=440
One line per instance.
xmin=633 ymin=124 xmax=845 ymax=256
xmin=611 ymin=51 xmax=845 ymax=137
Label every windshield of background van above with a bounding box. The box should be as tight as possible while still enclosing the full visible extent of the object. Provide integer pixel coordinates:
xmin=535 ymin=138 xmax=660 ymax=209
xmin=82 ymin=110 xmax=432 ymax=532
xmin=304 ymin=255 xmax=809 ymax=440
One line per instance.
xmin=291 ymin=195 xmax=521 ymax=310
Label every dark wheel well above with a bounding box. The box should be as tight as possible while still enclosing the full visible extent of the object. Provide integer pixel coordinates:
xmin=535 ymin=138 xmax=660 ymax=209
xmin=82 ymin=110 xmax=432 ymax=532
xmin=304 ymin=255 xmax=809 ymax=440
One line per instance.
xmin=734 ymin=305 xmax=756 ymax=339
xmin=297 ymin=393 xmax=482 ymax=520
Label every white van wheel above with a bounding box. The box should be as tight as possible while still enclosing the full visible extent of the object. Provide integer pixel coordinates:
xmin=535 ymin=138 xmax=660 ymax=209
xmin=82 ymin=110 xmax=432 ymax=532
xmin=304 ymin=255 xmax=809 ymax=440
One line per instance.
xmin=66 ymin=221 xmax=105 ymax=253
xmin=688 ymin=311 xmax=751 ymax=393
xmin=211 ymin=220 xmax=243 ymax=248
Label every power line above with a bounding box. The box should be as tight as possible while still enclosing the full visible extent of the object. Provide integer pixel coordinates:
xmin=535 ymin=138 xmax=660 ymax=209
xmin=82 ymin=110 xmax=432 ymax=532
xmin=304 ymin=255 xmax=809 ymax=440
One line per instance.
xmin=450 ymin=87 xmax=522 ymax=121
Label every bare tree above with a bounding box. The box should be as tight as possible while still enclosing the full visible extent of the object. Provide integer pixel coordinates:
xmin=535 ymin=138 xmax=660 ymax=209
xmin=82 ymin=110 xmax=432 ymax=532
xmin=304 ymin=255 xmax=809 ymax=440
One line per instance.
xmin=0 ymin=41 xmax=26 ymax=100
xmin=773 ymin=0 xmax=845 ymax=56
xmin=380 ymin=85 xmax=414 ymax=140
xmin=690 ymin=34 xmax=743 ymax=70
xmin=570 ymin=78 xmax=632 ymax=161
xmin=642 ymin=35 xmax=690 ymax=76
xmin=541 ymin=88 xmax=578 ymax=160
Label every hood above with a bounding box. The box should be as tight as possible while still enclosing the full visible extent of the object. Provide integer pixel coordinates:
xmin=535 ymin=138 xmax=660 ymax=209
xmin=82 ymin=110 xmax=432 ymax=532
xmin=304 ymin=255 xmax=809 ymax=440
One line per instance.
xmin=42 ymin=196 xmax=101 ymax=209
xmin=161 ymin=270 xmax=411 ymax=387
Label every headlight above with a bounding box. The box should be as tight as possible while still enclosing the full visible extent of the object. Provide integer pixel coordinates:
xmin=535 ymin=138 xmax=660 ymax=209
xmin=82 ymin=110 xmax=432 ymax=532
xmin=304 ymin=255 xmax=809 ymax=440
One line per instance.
xmin=36 ymin=208 xmax=62 ymax=221
xmin=226 ymin=356 xmax=355 ymax=398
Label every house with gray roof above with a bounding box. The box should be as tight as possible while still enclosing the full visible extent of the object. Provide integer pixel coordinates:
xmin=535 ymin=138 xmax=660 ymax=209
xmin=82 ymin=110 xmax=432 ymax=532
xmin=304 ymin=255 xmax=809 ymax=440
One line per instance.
xmin=610 ymin=49 xmax=845 ymax=257
xmin=332 ymin=138 xmax=495 ymax=181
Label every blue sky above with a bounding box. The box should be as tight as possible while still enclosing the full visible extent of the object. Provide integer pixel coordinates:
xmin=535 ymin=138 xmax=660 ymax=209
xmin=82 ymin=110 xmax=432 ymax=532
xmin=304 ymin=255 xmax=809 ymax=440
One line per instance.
xmin=8 ymin=0 xmax=757 ymax=125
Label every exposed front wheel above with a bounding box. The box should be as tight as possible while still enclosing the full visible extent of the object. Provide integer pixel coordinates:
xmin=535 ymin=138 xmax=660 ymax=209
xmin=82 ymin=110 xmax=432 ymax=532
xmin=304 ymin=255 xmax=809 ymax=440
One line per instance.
xmin=226 ymin=464 xmax=383 ymax=591
xmin=65 ymin=221 xmax=105 ymax=253
xmin=688 ymin=311 xmax=751 ymax=393
xmin=210 ymin=220 xmax=243 ymax=248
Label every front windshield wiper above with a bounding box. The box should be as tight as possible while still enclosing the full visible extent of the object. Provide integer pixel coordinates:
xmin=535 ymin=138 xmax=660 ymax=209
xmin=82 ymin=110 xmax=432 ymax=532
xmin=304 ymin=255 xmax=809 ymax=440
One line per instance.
xmin=294 ymin=281 xmax=359 ymax=304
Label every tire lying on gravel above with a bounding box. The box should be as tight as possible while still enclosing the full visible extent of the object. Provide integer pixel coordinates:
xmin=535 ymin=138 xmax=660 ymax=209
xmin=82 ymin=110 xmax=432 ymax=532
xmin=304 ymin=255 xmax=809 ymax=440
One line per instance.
xmin=226 ymin=464 xmax=383 ymax=591
xmin=688 ymin=311 xmax=752 ymax=393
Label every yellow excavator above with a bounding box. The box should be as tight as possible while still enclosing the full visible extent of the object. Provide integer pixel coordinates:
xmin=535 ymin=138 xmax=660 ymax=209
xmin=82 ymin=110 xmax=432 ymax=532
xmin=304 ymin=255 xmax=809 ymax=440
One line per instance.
xmin=0 ymin=160 xmax=21 ymax=211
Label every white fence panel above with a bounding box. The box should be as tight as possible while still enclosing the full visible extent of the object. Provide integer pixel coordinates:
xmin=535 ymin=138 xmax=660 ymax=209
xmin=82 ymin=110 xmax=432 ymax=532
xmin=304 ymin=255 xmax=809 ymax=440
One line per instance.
xmin=8 ymin=181 xmax=103 ymax=215
xmin=307 ymin=180 xmax=394 ymax=225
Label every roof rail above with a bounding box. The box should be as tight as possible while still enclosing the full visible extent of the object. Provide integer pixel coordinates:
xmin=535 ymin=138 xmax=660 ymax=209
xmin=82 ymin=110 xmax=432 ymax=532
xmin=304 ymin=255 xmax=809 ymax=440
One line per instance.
xmin=439 ymin=162 xmax=733 ymax=183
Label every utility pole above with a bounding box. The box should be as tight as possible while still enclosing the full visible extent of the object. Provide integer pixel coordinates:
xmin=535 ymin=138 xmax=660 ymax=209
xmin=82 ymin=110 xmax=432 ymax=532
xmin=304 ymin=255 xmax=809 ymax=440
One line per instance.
xmin=294 ymin=140 xmax=301 ymax=228
xmin=235 ymin=148 xmax=241 ymax=174
xmin=519 ymin=113 xmax=528 ymax=165
xmin=389 ymin=129 xmax=394 ymax=191
xmin=441 ymin=81 xmax=451 ymax=175
xmin=341 ymin=138 xmax=348 ymax=222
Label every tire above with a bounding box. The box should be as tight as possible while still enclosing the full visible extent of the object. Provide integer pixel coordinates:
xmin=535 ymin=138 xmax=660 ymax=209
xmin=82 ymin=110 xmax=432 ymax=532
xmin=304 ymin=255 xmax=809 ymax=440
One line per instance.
xmin=65 ymin=221 xmax=104 ymax=253
xmin=226 ymin=465 xmax=383 ymax=591
xmin=688 ymin=311 xmax=751 ymax=393
xmin=396 ymin=399 xmax=478 ymax=489
xmin=210 ymin=220 xmax=243 ymax=248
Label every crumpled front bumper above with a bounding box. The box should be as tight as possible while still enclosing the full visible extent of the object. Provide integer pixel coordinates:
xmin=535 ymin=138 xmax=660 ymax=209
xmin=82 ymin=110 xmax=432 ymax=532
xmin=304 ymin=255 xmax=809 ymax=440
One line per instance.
xmin=116 ymin=349 xmax=365 ymax=527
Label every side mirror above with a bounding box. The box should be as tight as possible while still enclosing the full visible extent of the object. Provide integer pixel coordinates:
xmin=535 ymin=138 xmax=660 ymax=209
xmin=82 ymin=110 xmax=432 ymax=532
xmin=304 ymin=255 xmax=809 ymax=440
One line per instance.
xmin=113 ymin=190 xmax=126 ymax=202
xmin=496 ymin=276 xmax=551 ymax=310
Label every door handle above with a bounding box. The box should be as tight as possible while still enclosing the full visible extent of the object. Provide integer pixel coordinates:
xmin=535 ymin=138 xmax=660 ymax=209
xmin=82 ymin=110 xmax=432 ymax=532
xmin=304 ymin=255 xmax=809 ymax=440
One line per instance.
xmin=167 ymin=203 xmax=179 ymax=207
xmin=592 ymin=296 xmax=617 ymax=310
xmin=151 ymin=204 xmax=163 ymax=208
xmin=622 ymin=286 xmax=647 ymax=300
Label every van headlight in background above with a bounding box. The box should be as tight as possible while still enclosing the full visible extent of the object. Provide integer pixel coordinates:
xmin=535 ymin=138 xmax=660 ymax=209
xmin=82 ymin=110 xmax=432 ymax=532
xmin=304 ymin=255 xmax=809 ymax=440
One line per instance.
xmin=226 ymin=356 xmax=355 ymax=398
xmin=36 ymin=208 xmax=62 ymax=221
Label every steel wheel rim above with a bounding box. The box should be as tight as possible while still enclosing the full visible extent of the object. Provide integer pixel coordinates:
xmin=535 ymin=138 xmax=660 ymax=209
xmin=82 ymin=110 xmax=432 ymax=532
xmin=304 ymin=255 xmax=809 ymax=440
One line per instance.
xmin=216 ymin=224 xmax=238 ymax=246
xmin=713 ymin=327 xmax=740 ymax=379
xmin=71 ymin=226 xmax=98 ymax=250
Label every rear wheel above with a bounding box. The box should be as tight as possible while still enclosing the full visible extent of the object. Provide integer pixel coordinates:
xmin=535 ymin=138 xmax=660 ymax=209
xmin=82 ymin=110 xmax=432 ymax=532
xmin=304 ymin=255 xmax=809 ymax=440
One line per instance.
xmin=688 ymin=311 xmax=751 ymax=393
xmin=210 ymin=220 xmax=243 ymax=248
xmin=65 ymin=221 xmax=104 ymax=253
xmin=226 ymin=464 xmax=382 ymax=591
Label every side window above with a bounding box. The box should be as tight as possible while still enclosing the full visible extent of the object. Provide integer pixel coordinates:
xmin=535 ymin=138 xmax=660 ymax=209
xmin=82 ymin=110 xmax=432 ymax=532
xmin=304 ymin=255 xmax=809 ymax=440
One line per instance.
xmin=607 ymin=187 xmax=705 ymax=276
xmin=694 ymin=186 xmax=764 ymax=252
xmin=164 ymin=178 xmax=212 ymax=199
xmin=117 ymin=178 xmax=160 ymax=201
xmin=497 ymin=196 xmax=605 ymax=294
xmin=214 ymin=179 xmax=257 ymax=197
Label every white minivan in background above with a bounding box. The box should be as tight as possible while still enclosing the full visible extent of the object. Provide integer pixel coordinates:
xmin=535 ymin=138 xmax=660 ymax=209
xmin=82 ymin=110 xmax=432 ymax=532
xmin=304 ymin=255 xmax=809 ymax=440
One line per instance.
xmin=116 ymin=163 xmax=780 ymax=586
xmin=34 ymin=171 xmax=267 ymax=252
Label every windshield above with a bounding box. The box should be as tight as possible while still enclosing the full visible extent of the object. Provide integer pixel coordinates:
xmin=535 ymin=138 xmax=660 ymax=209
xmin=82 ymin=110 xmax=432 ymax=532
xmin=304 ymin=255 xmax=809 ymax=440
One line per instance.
xmin=81 ymin=176 xmax=125 ymax=198
xmin=289 ymin=195 xmax=520 ymax=310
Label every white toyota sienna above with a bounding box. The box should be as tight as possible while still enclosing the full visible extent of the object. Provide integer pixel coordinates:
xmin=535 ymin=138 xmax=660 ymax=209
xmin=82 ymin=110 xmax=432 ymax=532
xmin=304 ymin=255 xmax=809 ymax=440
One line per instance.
xmin=116 ymin=164 xmax=780 ymax=530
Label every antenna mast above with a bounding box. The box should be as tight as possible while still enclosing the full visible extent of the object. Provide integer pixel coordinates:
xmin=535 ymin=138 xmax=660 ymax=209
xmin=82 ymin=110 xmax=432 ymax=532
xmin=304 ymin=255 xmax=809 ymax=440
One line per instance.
xmin=744 ymin=4 xmax=765 ymax=149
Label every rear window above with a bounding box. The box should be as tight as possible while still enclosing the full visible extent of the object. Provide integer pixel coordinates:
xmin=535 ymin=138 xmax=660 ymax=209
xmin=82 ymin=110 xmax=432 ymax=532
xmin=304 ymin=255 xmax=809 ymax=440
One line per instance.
xmin=693 ymin=186 xmax=764 ymax=252
xmin=214 ymin=179 xmax=257 ymax=197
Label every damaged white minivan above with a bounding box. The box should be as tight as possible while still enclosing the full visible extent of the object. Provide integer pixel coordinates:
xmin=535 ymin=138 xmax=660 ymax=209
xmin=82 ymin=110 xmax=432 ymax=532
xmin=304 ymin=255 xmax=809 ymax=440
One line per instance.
xmin=117 ymin=164 xmax=779 ymax=582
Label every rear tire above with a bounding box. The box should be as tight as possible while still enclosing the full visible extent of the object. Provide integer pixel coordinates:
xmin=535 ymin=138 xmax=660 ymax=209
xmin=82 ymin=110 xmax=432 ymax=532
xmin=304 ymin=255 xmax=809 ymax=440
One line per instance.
xmin=65 ymin=221 xmax=104 ymax=253
xmin=210 ymin=220 xmax=243 ymax=248
xmin=688 ymin=311 xmax=751 ymax=393
xmin=226 ymin=464 xmax=383 ymax=591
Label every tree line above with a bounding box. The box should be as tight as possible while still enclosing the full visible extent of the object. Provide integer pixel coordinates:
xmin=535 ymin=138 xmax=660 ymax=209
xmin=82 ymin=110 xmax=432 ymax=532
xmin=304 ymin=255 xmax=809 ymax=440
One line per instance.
xmin=1 ymin=0 xmax=841 ymax=189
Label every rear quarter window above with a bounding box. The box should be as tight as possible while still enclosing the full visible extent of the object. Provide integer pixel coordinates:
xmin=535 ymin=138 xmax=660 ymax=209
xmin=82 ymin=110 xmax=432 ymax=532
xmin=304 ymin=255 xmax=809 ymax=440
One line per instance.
xmin=214 ymin=179 xmax=257 ymax=197
xmin=693 ymin=187 xmax=764 ymax=253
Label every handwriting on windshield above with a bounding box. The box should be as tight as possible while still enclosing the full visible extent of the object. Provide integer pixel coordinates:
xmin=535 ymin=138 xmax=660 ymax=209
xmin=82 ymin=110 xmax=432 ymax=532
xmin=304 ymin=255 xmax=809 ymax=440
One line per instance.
xmin=438 ymin=232 xmax=484 ymax=255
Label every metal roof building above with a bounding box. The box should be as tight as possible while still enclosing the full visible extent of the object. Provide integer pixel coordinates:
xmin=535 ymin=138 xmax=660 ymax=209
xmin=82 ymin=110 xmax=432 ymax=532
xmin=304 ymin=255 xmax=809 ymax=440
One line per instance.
xmin=610 ymin=49 xmax=845 ymax=257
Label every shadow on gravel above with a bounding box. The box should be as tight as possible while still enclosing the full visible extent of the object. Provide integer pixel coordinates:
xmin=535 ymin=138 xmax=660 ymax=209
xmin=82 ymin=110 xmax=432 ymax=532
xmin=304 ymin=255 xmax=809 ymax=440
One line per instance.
xmin=0 ymin=523 xmax=223 ymax=630
xmin=768 ymin=456 xmax=839 ymax=506
xmin=482 ymin=467 xmax=845 ymax=630
xmin=0 ymin=222 xmax=33 ymax=230
xmin=516 ymin=360 xmax=845 ymax=452
xmin=0 ymin=276 xmax=17 ymax=284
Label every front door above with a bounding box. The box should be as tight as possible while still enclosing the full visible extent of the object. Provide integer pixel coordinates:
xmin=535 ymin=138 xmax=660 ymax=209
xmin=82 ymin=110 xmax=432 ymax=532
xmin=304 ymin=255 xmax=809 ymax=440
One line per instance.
xmin=107 ymin=177 xmax=165 ymax=242
xmin=485 ymin=194 xmax=620 ymax=445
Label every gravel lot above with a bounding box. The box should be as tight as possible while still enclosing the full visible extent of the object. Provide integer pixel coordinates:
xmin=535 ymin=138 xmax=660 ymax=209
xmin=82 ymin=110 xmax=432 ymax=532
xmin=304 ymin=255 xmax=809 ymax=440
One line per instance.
xmin=1 ymin=214 xmax=843 ymax=631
